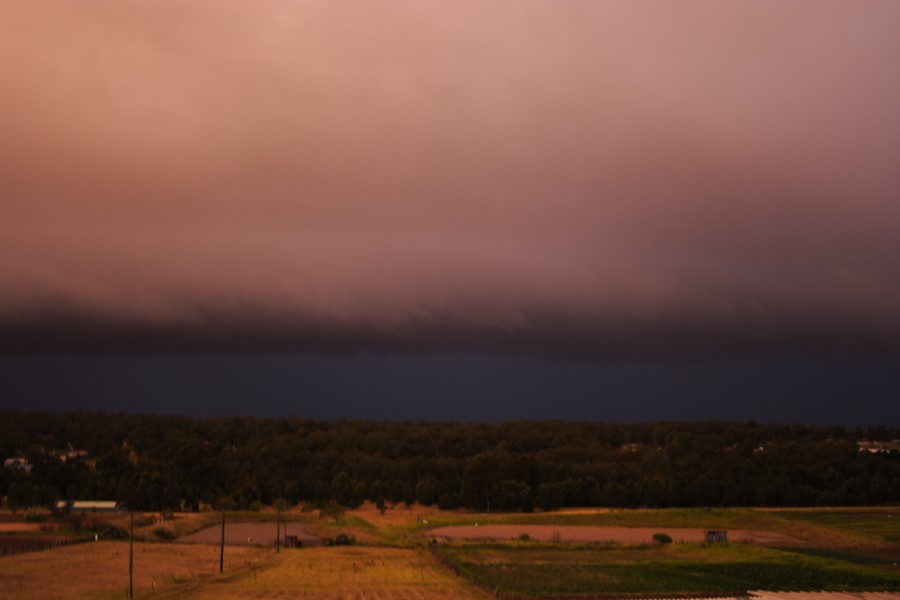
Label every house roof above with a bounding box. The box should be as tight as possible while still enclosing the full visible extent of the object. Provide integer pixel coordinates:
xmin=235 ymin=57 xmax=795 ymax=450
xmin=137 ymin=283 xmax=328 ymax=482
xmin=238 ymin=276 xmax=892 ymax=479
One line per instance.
xmin=70 ymin=501 xmax=118 ymax=510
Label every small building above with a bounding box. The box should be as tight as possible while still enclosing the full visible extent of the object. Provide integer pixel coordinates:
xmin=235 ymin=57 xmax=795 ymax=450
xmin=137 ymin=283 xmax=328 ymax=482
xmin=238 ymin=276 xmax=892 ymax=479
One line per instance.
xmin=706 ymin=529 xmax=728 ymax=543
xmin=56 ymin=500 xmax=119 ymax=514
xmin=3 ymin=457 xmax=32 ymax=472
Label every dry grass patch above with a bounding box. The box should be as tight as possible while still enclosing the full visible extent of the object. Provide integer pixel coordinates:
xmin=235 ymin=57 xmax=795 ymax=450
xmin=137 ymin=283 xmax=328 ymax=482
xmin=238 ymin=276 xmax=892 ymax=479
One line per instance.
xmin=347 ymin=502 xmax=459 ymax=530
xmin=0 ymin=541 xmax=268 ymax=600
xmin=168 ymin=545 xmax=490 ymax=600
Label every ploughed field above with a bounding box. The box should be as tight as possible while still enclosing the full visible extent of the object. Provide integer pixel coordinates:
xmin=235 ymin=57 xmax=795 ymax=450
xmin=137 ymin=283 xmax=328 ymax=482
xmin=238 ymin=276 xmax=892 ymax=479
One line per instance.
xmin=178 ymin=521 xmax=320 ymax=547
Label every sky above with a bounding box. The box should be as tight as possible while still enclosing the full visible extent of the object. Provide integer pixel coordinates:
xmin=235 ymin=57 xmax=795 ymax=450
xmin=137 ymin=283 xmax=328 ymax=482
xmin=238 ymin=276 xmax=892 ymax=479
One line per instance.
xmin=1 ymin=1 xmax=899 ymax=424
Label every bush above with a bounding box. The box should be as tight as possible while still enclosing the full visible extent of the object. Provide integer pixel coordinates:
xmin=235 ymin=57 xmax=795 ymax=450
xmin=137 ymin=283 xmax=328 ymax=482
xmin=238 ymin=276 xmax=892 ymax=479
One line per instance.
xmin=652 ymin=532 xmax=673 ymax=545
xmin=94 ymin=523 xmax=129 ymax=540
xmin=153 ymin=526 xmax=177 ymax=541
xmin=249 ymin=501 xmax=265 ymax=512
xmin=323 ymin=532 xmax=356 ymax=546
xmin=63 ymin=514 xmax=84 ymax=532
xmin=318 ymin=502 xmax=346 ymax=523
xmin=134 ymin=515 xmax=156 ymax=527
xmin=518 ymin=533 xmax=531 ymax=542
xmin=24 ymin=510 xmax=47 ymax=523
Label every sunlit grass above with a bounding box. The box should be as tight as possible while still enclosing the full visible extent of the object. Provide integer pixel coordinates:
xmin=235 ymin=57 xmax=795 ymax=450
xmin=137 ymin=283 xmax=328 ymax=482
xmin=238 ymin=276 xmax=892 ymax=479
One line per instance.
xmin=168 ymin=546 xmax=488 ymax=599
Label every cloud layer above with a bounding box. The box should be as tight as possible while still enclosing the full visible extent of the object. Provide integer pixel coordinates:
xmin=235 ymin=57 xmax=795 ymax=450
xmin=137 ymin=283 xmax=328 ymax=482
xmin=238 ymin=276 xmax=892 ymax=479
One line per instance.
xmin=2 ymin=1 xmax=900 ymax=357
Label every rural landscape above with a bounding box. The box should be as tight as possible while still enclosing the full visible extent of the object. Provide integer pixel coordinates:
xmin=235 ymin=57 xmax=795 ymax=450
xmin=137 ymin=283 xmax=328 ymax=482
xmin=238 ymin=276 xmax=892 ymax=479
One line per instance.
xmin=3 ymin=1 xmax=900 ymax=598
xmin=1 ymin=500 xmax=899 ymax=599
xmin=2 ymin=413 xmax=899 ymax=598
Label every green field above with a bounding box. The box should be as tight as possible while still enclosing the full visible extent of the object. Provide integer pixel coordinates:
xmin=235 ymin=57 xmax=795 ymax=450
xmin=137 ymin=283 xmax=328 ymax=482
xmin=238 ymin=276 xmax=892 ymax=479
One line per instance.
xmin=777 ymin=508 xmax=900 ymax=545
xmin=434 ymin=542 xmax=900 ymax=597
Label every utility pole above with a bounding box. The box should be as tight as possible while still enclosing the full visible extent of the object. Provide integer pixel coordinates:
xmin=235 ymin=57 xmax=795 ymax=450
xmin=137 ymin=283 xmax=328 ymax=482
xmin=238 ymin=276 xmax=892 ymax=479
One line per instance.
xmin=276 ymin=504 xmax=281 ymax=553
xmin=129 ymin=511 xmax=134 ymax=599
xmin=219 ymin=508 xmax=225 ymax=573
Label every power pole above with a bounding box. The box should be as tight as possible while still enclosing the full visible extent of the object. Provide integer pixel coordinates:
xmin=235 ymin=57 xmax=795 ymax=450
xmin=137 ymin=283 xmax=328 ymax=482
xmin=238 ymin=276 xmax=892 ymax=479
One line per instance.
xmin=129 ymin=511 xmax=134 ymax=599
xmin=219 ymin=508 xmax=225 ymax=573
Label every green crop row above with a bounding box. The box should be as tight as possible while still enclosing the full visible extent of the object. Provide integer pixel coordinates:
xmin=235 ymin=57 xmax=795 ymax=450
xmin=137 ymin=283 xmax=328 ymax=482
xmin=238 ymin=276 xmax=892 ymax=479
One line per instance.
xmin=434 ymin=545 xmax=900 ymax=597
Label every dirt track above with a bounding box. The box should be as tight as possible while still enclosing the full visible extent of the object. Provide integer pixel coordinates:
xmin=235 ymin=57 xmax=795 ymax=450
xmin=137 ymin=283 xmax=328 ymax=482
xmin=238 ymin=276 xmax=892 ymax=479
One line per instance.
xmin=425 ymin=524 xmax=804 ymax=545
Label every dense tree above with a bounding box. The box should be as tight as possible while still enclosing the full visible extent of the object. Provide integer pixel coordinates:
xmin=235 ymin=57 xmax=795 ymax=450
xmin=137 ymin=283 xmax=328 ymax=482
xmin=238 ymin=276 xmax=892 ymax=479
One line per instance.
xmin=0 ymin=412 xmax=897 ymax=511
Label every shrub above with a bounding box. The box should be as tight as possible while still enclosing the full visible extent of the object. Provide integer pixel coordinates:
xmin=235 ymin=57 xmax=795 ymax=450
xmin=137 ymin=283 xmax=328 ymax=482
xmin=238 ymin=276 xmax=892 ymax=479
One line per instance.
xmin=94 ymin=523 xmax=129 ymax=540
xmin=134 ymin=515 xmax=156 ymax=527
xmin=318 ymin=502 xmax=346 ymax=523
xmin=323 ymin=532 xmax=356 ymax=546
xmin=518 ymin=533 xmax=531 ymax=542
xmin=652 ymin=533 xmax=673 ymax=545
xmin=63 ymin=514 xmax=84 ymax=532
xmin=153 ymin=526 xmax=177 ymax=541
xmin=24 ymin=510 xmax=46 ymax=523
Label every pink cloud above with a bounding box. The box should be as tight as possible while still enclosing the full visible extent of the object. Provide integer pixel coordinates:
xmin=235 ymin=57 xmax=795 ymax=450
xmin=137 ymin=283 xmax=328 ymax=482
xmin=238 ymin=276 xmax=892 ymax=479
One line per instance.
xmin=1 ymin=1 xmax=899 ymax=356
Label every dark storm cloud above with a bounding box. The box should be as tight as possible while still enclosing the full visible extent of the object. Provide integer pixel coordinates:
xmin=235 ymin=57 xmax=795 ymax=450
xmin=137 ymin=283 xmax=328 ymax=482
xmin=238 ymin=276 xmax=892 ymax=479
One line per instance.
xmin=1 ymin=1 xmax=899 ymax=357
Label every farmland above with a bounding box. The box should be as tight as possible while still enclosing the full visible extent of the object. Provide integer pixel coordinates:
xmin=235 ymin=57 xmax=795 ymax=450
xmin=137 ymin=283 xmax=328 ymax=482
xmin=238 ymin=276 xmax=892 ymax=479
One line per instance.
xmin=165 ymin=546 xmax=491 ymax=600
xmin=0 ymin=539 xmax=268 ymax=599
xmin=433 ymin=542 xmax=900 ymax=597
xmin=0 ymin=505 xmax=899 ymax=599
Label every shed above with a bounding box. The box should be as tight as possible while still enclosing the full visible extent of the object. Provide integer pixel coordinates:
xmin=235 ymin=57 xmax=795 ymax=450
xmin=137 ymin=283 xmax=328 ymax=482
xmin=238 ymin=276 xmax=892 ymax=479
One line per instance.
xmin=70 ymin=501 xmax=119 ymax=514
xmin=706 ymin=529 xmax=728 ymax=543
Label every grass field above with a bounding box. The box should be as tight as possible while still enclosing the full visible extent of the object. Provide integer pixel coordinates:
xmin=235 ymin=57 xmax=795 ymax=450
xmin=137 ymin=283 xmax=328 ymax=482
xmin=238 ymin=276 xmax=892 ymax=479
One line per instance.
xmin=434 ymin=542 xmax=900 ymax=597
xmin=160 ymin=546 xmax=489 ymax=600
xmin=776 ymin=508 xmax=900 ymax=545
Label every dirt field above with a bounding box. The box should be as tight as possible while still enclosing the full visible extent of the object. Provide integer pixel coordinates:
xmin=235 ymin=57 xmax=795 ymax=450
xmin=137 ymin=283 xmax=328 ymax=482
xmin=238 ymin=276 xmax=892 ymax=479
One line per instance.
xmin=0 ymin=523 xmax=40 ymax=533
xmin=0 ymin=534 xmax=89 ymax=555
xmin=0 ymin=540 xmax=268 ymax=600
xmin=179 ymin=521 xmax=319 ymax=547
xmin=425 ymin=524 xmax=805 ymax=545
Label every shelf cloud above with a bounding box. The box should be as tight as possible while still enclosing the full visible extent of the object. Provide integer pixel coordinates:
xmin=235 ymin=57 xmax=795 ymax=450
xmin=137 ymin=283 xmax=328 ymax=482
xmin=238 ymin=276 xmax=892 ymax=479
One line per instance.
xmin=2 ymin=1 xmax=899 ymax=357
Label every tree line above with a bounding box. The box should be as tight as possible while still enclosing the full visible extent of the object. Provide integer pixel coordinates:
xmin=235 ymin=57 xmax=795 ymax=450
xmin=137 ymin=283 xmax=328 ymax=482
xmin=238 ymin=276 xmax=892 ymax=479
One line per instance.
xmin=1 ymin=411 xmax=897 ymax=512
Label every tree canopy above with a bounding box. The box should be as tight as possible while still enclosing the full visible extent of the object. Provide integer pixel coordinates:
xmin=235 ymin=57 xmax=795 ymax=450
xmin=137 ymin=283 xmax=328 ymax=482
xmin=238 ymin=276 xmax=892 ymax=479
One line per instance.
xmin=1 ymin=411 xmax=897 ymax=512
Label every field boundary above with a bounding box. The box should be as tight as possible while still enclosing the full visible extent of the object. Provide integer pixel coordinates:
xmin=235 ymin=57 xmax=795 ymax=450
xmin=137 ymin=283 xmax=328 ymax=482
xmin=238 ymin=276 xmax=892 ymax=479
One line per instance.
xmin=0 ymin=534 xmax=92 ymax=557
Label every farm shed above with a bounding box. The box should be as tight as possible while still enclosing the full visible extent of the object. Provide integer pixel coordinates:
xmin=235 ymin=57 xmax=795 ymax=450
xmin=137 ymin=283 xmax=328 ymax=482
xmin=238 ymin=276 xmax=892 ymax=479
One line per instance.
xmin=705 ymin=529 xmax=727 ymax=543
xmin=65 ymin=501 xmax=119 ymax=514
